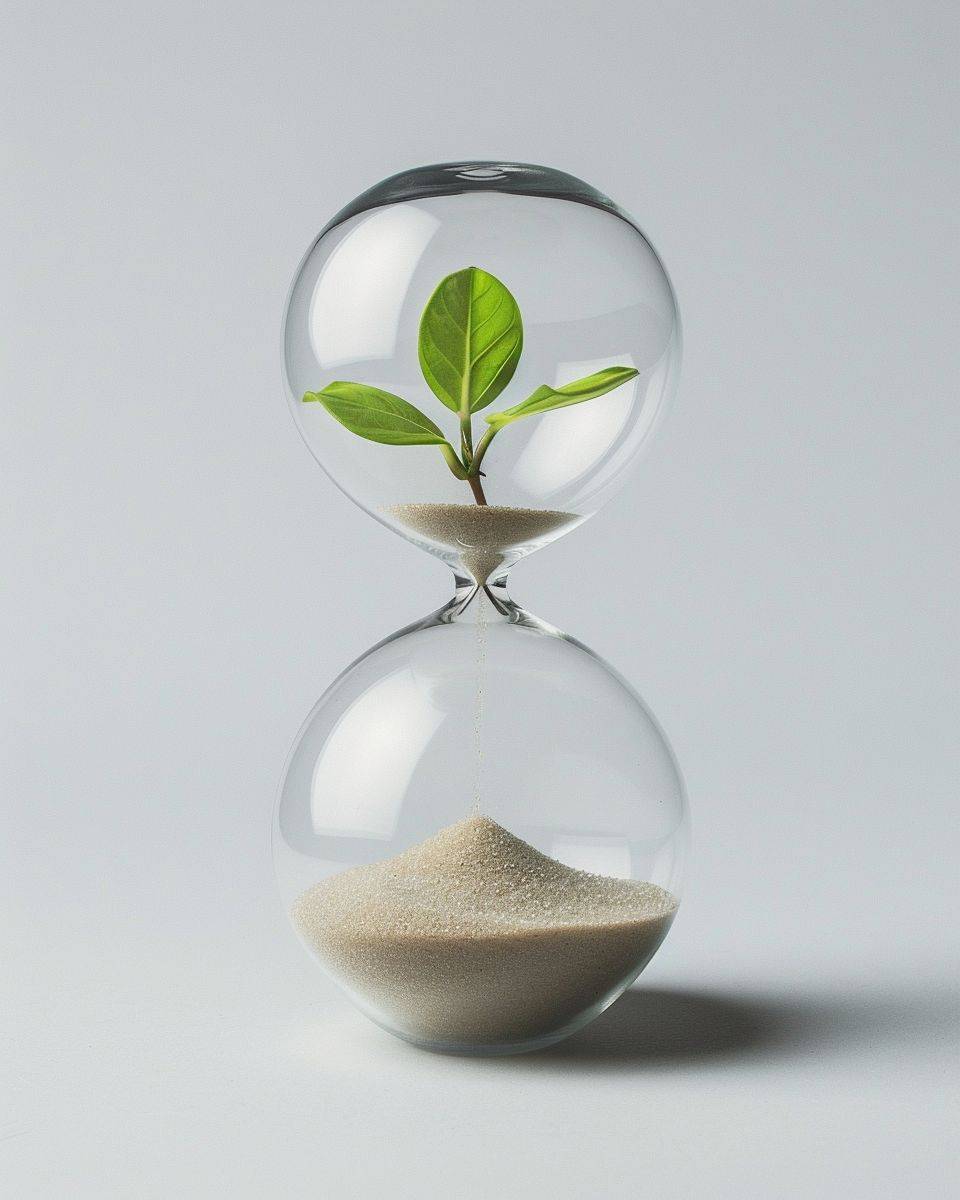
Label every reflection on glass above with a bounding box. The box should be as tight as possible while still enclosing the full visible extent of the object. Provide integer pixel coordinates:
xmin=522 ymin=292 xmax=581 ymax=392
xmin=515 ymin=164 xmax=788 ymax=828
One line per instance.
xmin=310 ymin=668 xmax=444 ymax=839
xmin=309 ymin=205 xmax=440 ymax=366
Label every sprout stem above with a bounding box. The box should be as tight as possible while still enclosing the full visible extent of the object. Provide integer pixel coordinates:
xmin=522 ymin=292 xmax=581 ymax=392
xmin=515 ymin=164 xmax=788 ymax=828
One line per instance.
xmin=468 ymin=473 xmax=488 ymax=505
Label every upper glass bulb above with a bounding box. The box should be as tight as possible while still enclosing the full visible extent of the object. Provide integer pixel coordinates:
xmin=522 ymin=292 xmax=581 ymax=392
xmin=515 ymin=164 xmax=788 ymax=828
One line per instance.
xmin=283 ymin=162 xmax=681 ymax=581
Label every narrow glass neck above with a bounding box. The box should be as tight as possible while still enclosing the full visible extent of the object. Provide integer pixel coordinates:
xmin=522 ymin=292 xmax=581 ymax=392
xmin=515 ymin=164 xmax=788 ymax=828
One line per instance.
xmin=442 ymin=571 xmax=516 ymax=624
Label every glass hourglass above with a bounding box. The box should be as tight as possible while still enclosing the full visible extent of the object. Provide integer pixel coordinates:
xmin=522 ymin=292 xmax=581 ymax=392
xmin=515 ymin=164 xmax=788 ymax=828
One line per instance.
xmin=275 ymin=162 xmax=688 ymax=1055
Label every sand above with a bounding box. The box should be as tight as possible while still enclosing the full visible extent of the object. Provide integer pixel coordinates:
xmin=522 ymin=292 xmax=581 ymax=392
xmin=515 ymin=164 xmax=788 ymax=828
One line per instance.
xmin=293 ymin=815 xmax=677 ymax=1049
xmin=385 ymin=503 xmax=577 ymax=584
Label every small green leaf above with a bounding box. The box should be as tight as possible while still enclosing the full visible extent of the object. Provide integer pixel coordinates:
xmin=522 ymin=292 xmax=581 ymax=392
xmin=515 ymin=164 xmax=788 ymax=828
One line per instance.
xmin=303 ymin=382 xmax=449 ymax=446
xmin=484 ymin=366 xmax=639 ymax=431
xmin=418 ymin=266 xmax=523 ymax=415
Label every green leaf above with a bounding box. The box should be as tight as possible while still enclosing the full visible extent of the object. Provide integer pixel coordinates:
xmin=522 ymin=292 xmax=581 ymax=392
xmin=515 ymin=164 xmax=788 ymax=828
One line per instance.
xmin=303 ymin=382 xmax=449 ymax=446
xmin=418 ymin=266 xmax=523 ymax=415
xmin=484 ymin=366 xmax=639 ymax=431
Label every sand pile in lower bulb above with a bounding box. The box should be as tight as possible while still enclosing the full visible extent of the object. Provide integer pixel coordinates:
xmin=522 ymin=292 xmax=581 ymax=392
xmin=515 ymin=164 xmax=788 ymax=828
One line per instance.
xmin=293 ymin=815 xmax=677 ymax=1047
xmin=385 ymin=503 xmax=577 ymax=584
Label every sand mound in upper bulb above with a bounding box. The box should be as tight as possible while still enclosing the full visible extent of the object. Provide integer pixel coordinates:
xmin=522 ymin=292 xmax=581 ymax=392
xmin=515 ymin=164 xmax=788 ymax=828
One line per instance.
xmin=293 ymin=815 xmax=677 ymax=1048
xmin=385 ymin=503 xmax=577 ymax=583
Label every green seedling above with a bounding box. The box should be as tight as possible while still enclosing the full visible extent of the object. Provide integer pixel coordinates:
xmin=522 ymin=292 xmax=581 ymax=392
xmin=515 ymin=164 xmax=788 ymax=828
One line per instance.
xmin=303 ymin=266 xmax=638 ymax=505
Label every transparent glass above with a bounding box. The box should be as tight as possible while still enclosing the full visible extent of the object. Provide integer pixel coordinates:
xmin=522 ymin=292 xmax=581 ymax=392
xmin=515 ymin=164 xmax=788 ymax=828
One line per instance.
xmin=274 ymin=580 xmax=688 ymax=1055
xmin=283 ymin=161 xmax=681 ymax=580
xmin=275 ymin=163 xmax=687 ymax=1055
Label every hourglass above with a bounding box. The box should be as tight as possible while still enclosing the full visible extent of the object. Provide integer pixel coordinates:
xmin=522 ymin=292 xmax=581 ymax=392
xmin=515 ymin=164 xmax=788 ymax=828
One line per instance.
xmin=275 ymin=162 xmax=687 ymax=1055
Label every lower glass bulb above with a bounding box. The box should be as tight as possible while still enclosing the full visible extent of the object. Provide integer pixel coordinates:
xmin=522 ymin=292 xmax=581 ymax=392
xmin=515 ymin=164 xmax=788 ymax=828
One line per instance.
xmin=274 ymin=576 xmax=688 ymax=1055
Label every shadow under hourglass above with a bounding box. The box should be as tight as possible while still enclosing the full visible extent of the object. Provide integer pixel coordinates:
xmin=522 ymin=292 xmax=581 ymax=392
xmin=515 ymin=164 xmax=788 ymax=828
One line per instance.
xmin=513 ymin=983 xmax=959 ymax=1073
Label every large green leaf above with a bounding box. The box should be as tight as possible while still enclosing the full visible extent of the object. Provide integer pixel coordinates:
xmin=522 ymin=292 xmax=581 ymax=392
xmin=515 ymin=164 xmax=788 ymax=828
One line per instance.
xmin=303 ymin=382 xmax=449 ymax=446
xmin=484 ymin=366 xmax=639 ymax=431
xmin=418 ymin=266 xmax=523 ymax=415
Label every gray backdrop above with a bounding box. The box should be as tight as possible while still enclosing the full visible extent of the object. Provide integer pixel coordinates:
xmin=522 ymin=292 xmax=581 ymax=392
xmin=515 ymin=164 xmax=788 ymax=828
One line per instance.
xmin=3 ymin=2 xmax=957 ymax=1196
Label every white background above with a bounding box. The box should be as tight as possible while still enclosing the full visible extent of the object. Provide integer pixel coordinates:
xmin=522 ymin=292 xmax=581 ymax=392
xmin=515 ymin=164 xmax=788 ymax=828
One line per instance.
xmin=3 ymin=2 xmax=958 ymax=1196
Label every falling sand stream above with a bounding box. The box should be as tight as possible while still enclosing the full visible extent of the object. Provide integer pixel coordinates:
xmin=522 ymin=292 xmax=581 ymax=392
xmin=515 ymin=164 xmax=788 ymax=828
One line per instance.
xmin=472 ymin=586 xmax=487 ymax=814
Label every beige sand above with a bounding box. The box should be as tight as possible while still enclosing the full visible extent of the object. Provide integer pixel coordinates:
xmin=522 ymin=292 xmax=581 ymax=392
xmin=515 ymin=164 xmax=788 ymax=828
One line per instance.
xmin=293 ymin=815 xmax=677 ymax=1048
xmin=385 ymin=503 xmax=577 ymax=584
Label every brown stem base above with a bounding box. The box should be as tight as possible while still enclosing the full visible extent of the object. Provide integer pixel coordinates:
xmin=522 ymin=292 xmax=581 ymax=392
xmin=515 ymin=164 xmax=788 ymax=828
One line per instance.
xmin=467 ymin=474 xmax=488 ymax=505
